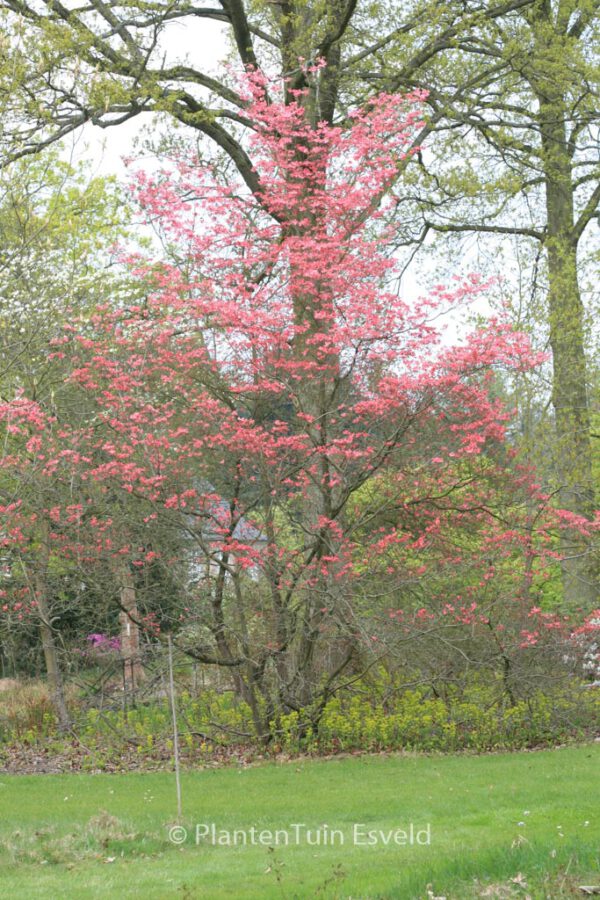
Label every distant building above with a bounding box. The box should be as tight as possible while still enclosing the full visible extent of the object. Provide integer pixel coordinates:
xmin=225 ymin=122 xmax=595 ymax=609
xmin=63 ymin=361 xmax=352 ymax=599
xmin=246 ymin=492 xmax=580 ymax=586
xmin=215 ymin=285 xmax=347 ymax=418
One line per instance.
xmin=189 ymin=495 xmax=267 ymax=582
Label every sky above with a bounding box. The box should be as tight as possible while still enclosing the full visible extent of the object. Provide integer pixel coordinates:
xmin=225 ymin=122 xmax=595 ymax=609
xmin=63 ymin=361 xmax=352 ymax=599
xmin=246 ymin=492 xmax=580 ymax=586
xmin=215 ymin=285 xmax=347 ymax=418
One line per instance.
xmin=63 ymin=18 xmax=229 ymax=179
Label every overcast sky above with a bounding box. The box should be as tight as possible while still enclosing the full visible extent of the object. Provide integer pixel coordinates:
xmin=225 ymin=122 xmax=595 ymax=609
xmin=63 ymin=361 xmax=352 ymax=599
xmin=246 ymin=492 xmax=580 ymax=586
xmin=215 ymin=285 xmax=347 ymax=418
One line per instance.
xmin=63 ymin=18 xmax=229 ymax=178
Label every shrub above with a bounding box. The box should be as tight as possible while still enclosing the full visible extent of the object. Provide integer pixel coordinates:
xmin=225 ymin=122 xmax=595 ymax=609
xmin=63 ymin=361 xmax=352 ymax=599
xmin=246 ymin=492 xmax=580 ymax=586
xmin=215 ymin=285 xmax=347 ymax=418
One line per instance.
xmin=274 ymin=682 xmax=600 ymax=755
xmin=0 ymin=676 xmax=597 ymax=770
xmin=0 ymin=680 xmax=57 ymax=742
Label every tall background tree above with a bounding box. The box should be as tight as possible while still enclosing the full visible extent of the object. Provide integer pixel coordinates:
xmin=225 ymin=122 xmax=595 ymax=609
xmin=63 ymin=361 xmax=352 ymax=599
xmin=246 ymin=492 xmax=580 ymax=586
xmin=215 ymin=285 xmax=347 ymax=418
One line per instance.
xmin=0 ymin=153 xmax=129 ymax=720
xmin=387 ymin=0 xmax=600 ymax=606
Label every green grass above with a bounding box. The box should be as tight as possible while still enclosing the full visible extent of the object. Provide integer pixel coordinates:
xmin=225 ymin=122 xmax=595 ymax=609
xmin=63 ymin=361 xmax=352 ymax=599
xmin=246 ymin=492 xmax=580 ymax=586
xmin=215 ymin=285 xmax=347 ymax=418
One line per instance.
xmin=0 ymin=745 xmax=598 ymax=898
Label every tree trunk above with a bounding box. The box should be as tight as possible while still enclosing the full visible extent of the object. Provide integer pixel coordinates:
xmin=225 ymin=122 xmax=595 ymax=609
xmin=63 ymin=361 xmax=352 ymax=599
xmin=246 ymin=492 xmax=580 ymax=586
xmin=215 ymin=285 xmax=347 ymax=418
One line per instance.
xmin=535 ymin=75 xmax=597 ymax=608
xmin=34 ymin=556 xmax=71 ymax=732
xmin=118 ymin=563 xmax=143 ymax=693
xmin=545 ymin=234 xmax=596 ymax=607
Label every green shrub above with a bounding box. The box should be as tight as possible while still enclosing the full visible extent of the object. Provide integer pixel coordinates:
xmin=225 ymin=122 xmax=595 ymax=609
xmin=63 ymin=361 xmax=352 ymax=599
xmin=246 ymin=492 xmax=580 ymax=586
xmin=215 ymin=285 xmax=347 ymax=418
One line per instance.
xmin=1 ymin=675 xmax=597 ymax=770
xmin=275 ymin=682 xmax=600 ymax=755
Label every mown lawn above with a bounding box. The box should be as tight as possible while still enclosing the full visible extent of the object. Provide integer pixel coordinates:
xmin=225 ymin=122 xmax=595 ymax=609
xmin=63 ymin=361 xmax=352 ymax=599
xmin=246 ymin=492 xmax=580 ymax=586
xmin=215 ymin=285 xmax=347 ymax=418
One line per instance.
xmin=0 ymin=745 xmax=598 ymax=898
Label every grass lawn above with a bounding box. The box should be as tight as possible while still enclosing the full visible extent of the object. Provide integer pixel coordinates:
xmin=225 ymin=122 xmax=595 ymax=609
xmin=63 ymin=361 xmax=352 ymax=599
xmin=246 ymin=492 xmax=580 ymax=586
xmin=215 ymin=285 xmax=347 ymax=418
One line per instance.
xmin=0 ymin=745 xmax=598 ymax=898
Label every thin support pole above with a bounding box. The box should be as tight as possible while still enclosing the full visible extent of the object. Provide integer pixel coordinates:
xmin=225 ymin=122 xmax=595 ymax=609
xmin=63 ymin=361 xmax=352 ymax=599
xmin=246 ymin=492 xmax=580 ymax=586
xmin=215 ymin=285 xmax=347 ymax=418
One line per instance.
xmin=167 ymin=634 xmax=182 ymax=820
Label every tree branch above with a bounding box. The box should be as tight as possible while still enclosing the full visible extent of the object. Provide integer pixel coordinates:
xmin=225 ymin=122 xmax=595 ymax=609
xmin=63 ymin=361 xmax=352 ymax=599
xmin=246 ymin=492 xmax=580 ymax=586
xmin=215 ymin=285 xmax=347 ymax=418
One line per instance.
xmin=318 ymin=0 xmax=358 ymax=58
xmin=220 ymin=0 xmax=258 ymax=68
xmin=571 ymin=180 xmax=600 ymax=245
xmin=424 ymin=219 xmax=545 ymax=240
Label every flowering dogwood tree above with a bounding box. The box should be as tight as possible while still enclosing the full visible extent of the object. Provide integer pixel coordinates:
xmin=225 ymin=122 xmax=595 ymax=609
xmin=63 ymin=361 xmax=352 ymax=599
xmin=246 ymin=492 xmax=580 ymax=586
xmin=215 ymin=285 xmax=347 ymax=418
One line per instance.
xmin=1 ymin=71 xmax=593 ymax=737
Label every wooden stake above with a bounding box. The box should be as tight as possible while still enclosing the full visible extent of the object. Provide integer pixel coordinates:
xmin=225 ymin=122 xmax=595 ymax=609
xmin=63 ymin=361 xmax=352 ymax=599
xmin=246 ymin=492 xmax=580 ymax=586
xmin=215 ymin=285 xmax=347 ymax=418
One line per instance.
xmin=167 ymin=634 xmax=182 ymax=820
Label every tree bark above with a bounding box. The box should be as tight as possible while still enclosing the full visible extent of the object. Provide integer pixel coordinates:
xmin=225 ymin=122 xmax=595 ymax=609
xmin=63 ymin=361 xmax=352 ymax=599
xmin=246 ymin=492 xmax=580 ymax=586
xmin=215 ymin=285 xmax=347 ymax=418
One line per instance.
xmin=118 ymin=562 xmax=143 ymax=692
xmin=33 ymin=540 xmax=71 ymax=731
xmin=534 ymin=49 xmax=597 ymax=608
xmin=545 ymin=237 xmax=596 ymax=605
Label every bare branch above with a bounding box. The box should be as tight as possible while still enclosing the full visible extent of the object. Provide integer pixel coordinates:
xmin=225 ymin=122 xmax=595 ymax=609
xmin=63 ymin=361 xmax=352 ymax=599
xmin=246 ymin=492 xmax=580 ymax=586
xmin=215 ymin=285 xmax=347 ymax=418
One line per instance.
xmin=424 ymin=219 xmax=545 ymax=240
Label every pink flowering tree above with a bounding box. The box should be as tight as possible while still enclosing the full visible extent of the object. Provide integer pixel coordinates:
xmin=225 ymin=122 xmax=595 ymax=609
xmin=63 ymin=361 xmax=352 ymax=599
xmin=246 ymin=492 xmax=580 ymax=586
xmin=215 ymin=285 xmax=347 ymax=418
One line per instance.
xmin=1 ymin=71 xmax=593 ymax=737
